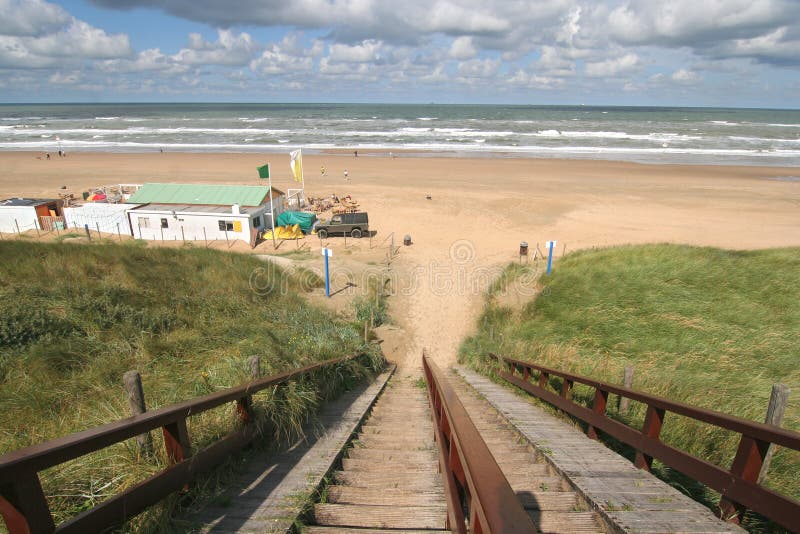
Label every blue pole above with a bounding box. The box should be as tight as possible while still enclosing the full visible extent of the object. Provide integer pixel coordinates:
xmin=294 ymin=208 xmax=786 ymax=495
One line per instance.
xmin=547 ymin=241 xmax=554 ymax=275
xmin=324 ymin=250 xmax=330 ymax=297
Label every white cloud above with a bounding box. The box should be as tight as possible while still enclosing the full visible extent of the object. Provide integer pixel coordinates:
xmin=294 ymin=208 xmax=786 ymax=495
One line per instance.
xmin=585 ymin=52 xmax=640 ymax=77
xmin=449 ymin=36 xmax=477 ymax=60
xmin=671 ymin=68 xmax=700 ymax=83
xmin=536 ymin=46 xmax=576 ymax=76
xmin=172 ymin=30 xmax=257 ymax=66
xmin=0 ymin=0 xmax=70 ymax=37
xmin=328 ymin=40 xmax=384 ymax=63
xmin=98 ymin=48 xmax=188 ymax=74
xmin=507 ymin=69 xmax=565 ymax=89
xmin=25 ymin=19 xmax=131 ymax=58
xmin=456 ymin=57 xmax=501 ymax=78
xmin=250 ymin=34 xmax=314 ymax=74
xmin=710 ymin=26 xmax=800 ymax=64
xmin=48 ymin=70 xmax=79 ymax=84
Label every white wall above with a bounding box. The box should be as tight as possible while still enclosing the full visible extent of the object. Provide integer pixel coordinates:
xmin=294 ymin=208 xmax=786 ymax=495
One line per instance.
xmin=0 ymin=206 xmax=38 ymax=233
xmin=129 ymin=196 xmax=285 ymax=243
xmin=64 ymin=204 xmax=138 ymax=234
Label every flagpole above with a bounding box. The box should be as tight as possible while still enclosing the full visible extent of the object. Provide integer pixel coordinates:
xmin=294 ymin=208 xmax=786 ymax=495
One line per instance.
xmin=297 ymin=152 xmax=306 ymax=210
xmin=269 ymin=171 xmax=276 ymax=247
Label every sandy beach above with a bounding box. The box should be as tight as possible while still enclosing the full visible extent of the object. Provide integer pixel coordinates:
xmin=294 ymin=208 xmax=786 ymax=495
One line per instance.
xmin=2 ymin=151 xmax=799 ymax=367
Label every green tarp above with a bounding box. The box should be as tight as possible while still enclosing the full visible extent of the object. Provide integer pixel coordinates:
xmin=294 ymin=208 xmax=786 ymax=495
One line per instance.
xmin=276 ymin=211 xmax=316 ymax=233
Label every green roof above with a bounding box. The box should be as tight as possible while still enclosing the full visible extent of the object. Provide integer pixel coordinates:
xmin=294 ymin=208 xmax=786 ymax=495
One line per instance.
xmin=127 ymin=183 xmax=277 ymax=207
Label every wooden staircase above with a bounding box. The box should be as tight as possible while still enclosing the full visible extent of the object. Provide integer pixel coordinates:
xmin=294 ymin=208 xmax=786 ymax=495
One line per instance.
xmin=305 ymin=375 xmax=448 ymax=532
xmin=450 ymin=374 xmax=605 ymax=533
xmin=304 ymin=370 xmax=605 ymax=533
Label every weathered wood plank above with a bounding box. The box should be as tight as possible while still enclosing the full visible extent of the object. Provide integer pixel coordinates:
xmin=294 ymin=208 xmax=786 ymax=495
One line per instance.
xmin=528 ymin=510 xmax=603 ymax=533
xmin=333 ymin=470 xmax=443 ymax=491
xmin=342 ymin=457 xmax=439 ymax=471
xmin=313 ymin=503 xmax=447 ymax=529
xmin=304 ymin=528 xmax=448 ymax=533
xmin=326 ymin=486 xmax=445 ymax=507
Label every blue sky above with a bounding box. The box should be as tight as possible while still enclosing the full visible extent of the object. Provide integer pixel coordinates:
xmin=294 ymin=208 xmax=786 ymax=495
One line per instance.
xmin=1 ymin=0 xmax=799 ymax=107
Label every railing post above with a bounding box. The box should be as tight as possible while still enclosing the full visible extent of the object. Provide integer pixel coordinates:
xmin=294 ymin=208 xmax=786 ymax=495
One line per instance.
xmin=587 ymin=388 xmax=608 ymax=440
xmin=561 ymin=379 xmax=573 ymax=400
xmin=237 ymin=356 xmax=261 ymax=424
xmin=758 ymin=383 xmax=789 ymax=484
xmin=123 ymin=370 xmax=153 ymax=458
xmin=0 ymin=473 xmax=55 ymax=534
xmin=162 ymin=418 xmax=191 ymax=464
xmin=619 ymin=366 xmax=634 ymax=415
xmin=522 ymin=366 xmax=530 ymax=382
xmin=538 ymin=371 xmax=549 ymax=390
xmin=717 ymin=435 xmax=770 ymax=523
xmin=634 ymin=405 xmax=665 ymax=471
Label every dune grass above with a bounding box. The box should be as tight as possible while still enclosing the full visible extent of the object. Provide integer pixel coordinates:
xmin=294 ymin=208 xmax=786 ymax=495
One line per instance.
xmin=460 ymin=244 xmax=799 ymax=529
xmin=0 ymin=240 xmax=383 ymax=530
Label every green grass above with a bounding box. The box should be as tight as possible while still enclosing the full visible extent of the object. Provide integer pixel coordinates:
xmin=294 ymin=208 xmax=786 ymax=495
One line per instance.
xmin=0 ymin=241 xmax=383 ymax=531
xmin=460 ymin=244 xmax=799 ymax=528
xmin=352 ymin=272 xmax=391 ymax=327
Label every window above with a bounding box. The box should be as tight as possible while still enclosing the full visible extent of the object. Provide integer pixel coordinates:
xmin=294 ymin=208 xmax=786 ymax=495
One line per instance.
xmin=160 ymin=218 xmax=168 ymax=229
xmin=252 ymin=216 xmax=262 ymax=228
xmin=218 ymin=220 xmax=234 ymax=232
xmin=137 ymin=217 xmax=150 ymax=228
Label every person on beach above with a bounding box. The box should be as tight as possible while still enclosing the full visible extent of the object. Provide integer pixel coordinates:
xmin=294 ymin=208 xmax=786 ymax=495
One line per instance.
xmin=354 ymin=150 xmax=358 ymax=157
xmin=344 ymin=169 xmax=349 ymax=179
xmin=321 ymin=166 xmax=326 ymax=176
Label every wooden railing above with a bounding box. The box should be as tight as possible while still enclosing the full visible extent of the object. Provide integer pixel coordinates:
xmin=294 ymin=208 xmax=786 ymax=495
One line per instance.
xmin=0 ymin=354 xmax=365 ymax=534
xmin=489 ymin=352 xmax=800 ymax=532
xmin=423 ymin=353 xmax=535 ymax=533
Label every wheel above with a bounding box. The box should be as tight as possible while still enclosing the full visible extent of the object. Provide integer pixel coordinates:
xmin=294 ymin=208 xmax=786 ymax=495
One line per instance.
xmin=351 ymin=228 xmax=362 ymax=238
xmin=317 ymin=229 xmax=328 ymax=239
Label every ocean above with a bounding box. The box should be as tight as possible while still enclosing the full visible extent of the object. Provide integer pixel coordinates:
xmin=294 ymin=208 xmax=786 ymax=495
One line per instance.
xmin=1 ymin=103 xmax=799 ymax=166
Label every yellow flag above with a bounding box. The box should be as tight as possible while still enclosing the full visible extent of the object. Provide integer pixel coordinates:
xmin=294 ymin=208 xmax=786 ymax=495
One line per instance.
xmin=290 ymin=149 xmax=303 ymax=183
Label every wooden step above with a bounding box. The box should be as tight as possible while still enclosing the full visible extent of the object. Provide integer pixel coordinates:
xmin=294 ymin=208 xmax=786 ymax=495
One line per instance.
xmin=334 ymin=471 xmax=443 ymax=491
xmin=346 ymin=448 xmax=438 ymax=462
xmin=516 ymin=491 xmax=580 ymax=511
xmin=314 ymin=503 xmax=447 ymax=530
xmin=327 ymin=486 xmax=445 ymax=506
xmin=506 ymin=474 xmax=568 ymax=493
xmin=488 ymin=450 xmax=539 ymax=464
xmin=342 ymin=457 xmax=439 ymax=471
xmin=365 ymin=415 xmax=434 ymax=426
xmin=490 ymin=463 xmax=551 ymax=477
xmin=356 ymin=433 xmax=434 ymax=449
xmin=528 ymin=510 xmax=602 ymax=533
xmin=304 ymin=528 xmax=448 ymax=534
xmin=360 ymin=425 xmax=432 ymax=437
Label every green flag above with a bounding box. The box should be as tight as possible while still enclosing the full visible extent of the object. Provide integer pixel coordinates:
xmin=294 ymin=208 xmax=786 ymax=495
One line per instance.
xmin=257 ymin=163 xmax=270 ymax=179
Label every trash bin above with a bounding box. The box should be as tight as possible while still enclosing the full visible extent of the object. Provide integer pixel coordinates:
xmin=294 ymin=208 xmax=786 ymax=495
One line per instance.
xmin=519 ymin=241 xmax=528 ymax=256
xmin=404 ymin=234 xmax=412 ymax=246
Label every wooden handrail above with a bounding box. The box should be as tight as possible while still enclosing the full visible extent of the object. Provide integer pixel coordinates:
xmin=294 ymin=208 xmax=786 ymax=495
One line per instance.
xmin=423 ymin=353 xmax=535 ymax=533
xmin=0 ymin=353 xmax=364 ymax=534
xmin=489 ymin=352 xmax=800 ymax=531
xmin=496 ymin=354 xmax=800 ymax=449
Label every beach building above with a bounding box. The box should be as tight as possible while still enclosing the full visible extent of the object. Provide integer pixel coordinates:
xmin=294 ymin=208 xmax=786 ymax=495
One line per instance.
xmin=125 ymin=183 xmax=285 ymax=245
xmin=0 ymin=198 xmax=64 ymax=233
xmin=63 ymin=202 xmax=141 ymax=235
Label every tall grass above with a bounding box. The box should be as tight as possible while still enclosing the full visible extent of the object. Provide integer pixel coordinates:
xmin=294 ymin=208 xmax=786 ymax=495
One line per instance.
xmin=0 ymin=241 xmax=383 ymax=530
xmin=460 ymin=244 xmax=799 ymax=528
